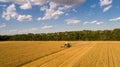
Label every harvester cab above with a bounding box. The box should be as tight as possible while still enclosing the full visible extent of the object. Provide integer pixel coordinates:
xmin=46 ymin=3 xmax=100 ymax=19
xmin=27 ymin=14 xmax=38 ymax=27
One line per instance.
xmin=64 ymin=42 xmax=71 ymax=48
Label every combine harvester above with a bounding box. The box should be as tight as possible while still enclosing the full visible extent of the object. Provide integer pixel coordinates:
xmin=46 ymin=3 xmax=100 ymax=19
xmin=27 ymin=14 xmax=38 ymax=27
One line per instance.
xmin=61 ymin=42 xmax=72 ymax=48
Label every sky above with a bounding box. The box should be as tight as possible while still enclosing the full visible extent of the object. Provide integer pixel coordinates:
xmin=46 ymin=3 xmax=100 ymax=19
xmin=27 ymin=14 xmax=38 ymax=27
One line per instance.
xmin=0 ymin=0 xmax=120 ymax=35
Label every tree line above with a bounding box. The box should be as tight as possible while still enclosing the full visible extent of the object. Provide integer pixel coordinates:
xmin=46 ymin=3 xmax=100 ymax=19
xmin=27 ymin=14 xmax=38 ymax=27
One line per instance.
xmin=0 ymin=28 xmax=120 ymax=41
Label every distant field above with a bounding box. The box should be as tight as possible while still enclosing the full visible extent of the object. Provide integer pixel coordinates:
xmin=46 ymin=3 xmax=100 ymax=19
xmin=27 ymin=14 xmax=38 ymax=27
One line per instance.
xmin=0 ymin=41 xmax=120 ymax=67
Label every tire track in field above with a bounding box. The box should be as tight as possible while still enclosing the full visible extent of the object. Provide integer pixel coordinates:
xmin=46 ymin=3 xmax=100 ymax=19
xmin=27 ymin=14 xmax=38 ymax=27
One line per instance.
xmin=39 ymin=45 xmax=90 ymax=67
xmin=110 ymin=45 xmax=115 ymax=67
xmin=112 ymin=44 xmax=120 ymax=67
xmin=91 ymin=44 xmax=105 ymax=67
xmin=22 ymin=48 xmax=73 ymax=67
xmin=22 ymin=44 xmax=94 ymax=67
xmin=107 ymin=44 xmax=116 ymax=67
xmin=22 ymin=45 xmax=84 ymax=67
xmin=107 ymin=45 xmax=110 ymax=67
xmin=19 ymin=49 xmax=65 ymax=67
xmin=38 ymin=46 xmax=84 ymax=67
xmin=57 ymin=44 xmax=95 ymax=67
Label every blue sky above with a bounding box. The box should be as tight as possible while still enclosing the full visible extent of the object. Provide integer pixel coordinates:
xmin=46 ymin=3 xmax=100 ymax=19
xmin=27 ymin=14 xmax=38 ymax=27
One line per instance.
xmin=0 ymin=0 xmax=120 ymax=35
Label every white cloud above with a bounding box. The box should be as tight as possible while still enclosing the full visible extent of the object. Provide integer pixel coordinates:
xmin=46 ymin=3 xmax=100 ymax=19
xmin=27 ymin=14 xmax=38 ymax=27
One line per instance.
xmin=83 ymin=20 xmax=103 ymax=25
xmin=0 ymin=0 xmax=85 ymax=6
xmin=31 ymin=0 xmax=46 ymax=5
xmin=0 ymin=23 xmax=6 ymax=28
xmin=2 ymin=4 xmax=33 ymax=22
xmin=20 ymin=0 xmax=32 ymax=10
xmin=65 ymin=19 xmax=80 ymax=24
xmin=37 ymin=17 xmax=42 ymax=21
xmin=103 ymin=5 xmax=112 ymax=12
xmin=109 ymin=17 xmax=120 ymax=22
xmin=1 ymin=0 xmax=84 ymax=21
xmin=58 ymin=5 xmax=72 ymax=10
xmin=0 ymin=0 xmax=37 ymax=5
xmin=49 ymin=0 xmax=85 ymax=6
xmin=38 ymin=2 xmax=64 ymax=21
xmin=17 ymin=15 xmax=32 ymax=22
xmin=52 ymin=10 xmax=64 ymax=19
xmin=49 ymin=1 xmax=57 ymax=9
xmin=2 ymin=4 xmax=18 ymax=20
xmin=40 ymin=5 xmax=48 ymax=11
xmin=100 ymin=0 xmax=113 ymax=12
xmin=41 ymin=25 xmax=53 ymax=29
xmin=38 ymin=2 xmax=73 ymax=21
xmin=100 ymin=0 xmax=112 ymax=6
xmin=0 ymin=0 xmax=9 ymax=2
xmin=13 ymin=0 xmax=27 ymax=4
xmin=38 ymin=1 xmax=74 ymax=21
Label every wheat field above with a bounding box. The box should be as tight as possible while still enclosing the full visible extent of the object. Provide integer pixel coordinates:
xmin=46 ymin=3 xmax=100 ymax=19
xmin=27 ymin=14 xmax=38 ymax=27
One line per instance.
xmin=0 ymin=41 xmax=120 ymax=67
xmin=0 ymin=41 xmax=65 ymax=67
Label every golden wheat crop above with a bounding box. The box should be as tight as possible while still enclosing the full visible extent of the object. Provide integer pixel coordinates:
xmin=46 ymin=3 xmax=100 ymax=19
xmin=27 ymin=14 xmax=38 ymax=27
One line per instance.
xmin=0 ymin=41 xmax=120 ymax=67
xmin=0 ymin=41 xmax=65 ymax=67
xmin=23 ymin=41 xmax=120 ymax=67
